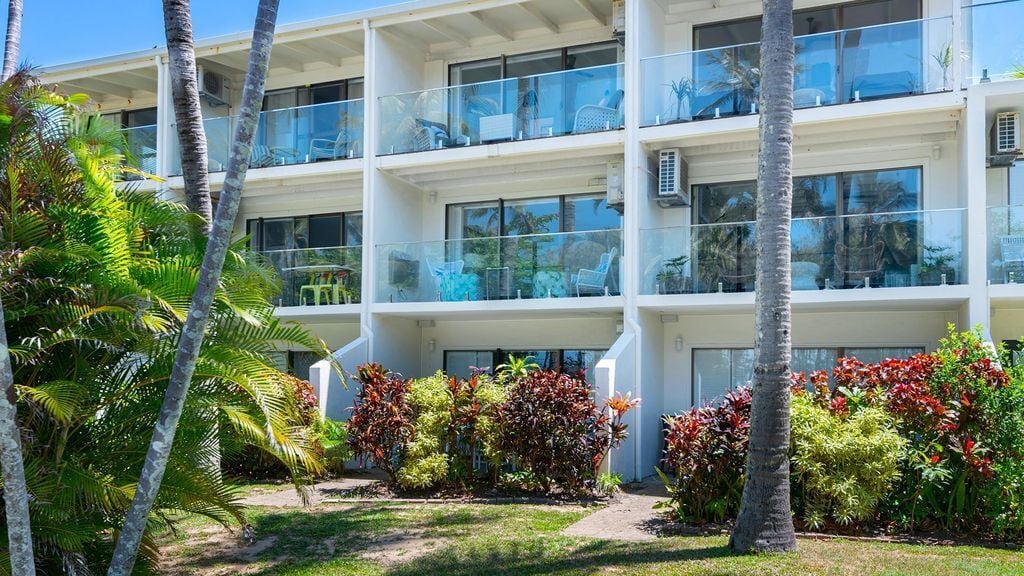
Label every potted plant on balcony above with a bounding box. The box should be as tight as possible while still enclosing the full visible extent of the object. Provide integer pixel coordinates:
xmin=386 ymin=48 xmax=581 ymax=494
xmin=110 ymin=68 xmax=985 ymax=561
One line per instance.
xmin=656 ymin=255 xmax=692 ymax=294
xmin=918 ymin=245 xmax=957 ymax=286
xmin=665 ymin=77 xmax=696 ymax=122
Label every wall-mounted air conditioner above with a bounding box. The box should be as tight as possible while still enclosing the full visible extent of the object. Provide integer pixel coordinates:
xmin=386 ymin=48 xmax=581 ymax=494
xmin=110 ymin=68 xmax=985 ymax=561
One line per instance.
xmin=198 ymin=66 xmax=230 ymax=107
xmin=656 ymin=148 xmax=690 ymax=206
xmin=607 ymin=160 xmax=624 ymax=211
xmin=993 ymin=112 xmax=1021 ymax=154
xmin=611 ymin=0 xmax=625 ymax=43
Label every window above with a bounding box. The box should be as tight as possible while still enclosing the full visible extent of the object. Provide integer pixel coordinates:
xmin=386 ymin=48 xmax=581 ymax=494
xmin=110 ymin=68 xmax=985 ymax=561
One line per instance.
xmin=693 ymin=346 xmax=925 ymax=405
xmin=448 ymin=42 xmax=620 ymax=86
xmin=693 ymin=0 xmax=923 ymax=111
xmin=259 ymin=78 xmax=364 ymax=155
xmin=1009 ymin=162 xmax=1024 ymax=206
xmin=1004 ymin=340 xmax=1023 ymax=367
xmin=694 ymin=0 xmax=921 ymax=50
xmin=247 ymin=211 xmax=362 ymax=251
xmin=443 ymin=349 xmax=606 ymax=382
xmin=446 ymin=194 xmax=621 ymax=240
xmin=695 ymin=168 xmax=919 ymax=225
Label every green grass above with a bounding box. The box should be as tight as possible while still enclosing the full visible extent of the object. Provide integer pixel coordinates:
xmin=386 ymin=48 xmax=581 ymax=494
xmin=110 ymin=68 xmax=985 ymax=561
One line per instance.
xmin=159 ymin=503 xmax=1024 ymax=576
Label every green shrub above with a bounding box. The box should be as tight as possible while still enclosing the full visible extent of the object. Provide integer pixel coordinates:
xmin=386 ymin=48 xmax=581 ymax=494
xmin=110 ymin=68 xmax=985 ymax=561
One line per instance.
xmin=347 ymin=364 xmax=414 ymax=483
xmin=321 ymin=418 xmax=352 ymax=475
xmin=791 ymin=392 xmax=905 ymax=529
xmin=496 ymin=370 xmax=636 ymax=494
xmin=398 ymin=371 xmax=507 ymax=489
xmin=658 ymin=388 xmax=750 ymax=524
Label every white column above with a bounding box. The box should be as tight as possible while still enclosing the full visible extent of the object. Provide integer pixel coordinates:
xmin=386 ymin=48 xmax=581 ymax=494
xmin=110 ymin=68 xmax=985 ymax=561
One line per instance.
xmin=360 ymin=19 xmax=376 ymax=358
xmin=622 ymin=0 xmax=645 ymax=482
xmin=964 ymin=85 xmax=991 ymax=339
xmin=154 ymin=55 xmax=169 ymax=181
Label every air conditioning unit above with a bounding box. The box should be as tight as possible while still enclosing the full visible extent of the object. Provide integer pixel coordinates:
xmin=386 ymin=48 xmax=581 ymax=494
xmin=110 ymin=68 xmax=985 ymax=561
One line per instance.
xmin=656 ymin=148 xmax=690 ymax=206
xmin=993 ymin=112 xmax=1021 ymax=154
xmin=611 ymin=0 xmax=625 ymax=43
xmin=607 ymin=160 xmax=624 ymax=211
xmin=198 ymin=66 xmax=230 ymax=106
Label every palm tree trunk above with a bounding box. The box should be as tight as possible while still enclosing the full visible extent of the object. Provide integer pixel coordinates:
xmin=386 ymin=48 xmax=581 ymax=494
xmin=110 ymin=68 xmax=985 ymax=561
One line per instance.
xmin=1 ymin=0 xmax=20 ymax=81
xmin=0 ymin=298 xmax=35 ymax=575
xmin=729 ymin=0 xmax=797 ymax=554
xmin=106 ymin=1 xmax=280 ymax=574
xmin=163 ymin=0 xmax=213 ymax=232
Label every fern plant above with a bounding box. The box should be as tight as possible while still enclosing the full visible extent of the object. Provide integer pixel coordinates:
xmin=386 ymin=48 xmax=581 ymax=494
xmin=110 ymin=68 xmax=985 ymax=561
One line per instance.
xmin=0 ymin=71 xmax=333 ymax=573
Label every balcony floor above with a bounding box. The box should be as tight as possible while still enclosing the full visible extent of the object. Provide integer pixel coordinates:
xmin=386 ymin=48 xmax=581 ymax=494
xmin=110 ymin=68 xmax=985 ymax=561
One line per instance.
xmin=638 ymin=284 xmax=970 ymax=315
xmin=371 ymin=295 xmax=624 ymax=320
xmin=275 ymin=304 xmax=361 ymax=322
xmin=639 ymin=91 xmax=962 ymax=148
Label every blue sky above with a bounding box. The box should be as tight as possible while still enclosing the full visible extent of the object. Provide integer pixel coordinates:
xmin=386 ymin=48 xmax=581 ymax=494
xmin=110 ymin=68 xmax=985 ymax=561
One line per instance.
xmin=12 ymin=0 xmax=408 ymax=67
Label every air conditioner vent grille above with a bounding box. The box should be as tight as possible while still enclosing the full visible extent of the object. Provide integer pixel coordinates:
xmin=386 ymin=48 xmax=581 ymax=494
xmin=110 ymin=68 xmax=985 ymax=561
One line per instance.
xmin=996 ymin=112 xmax=1020 ymax=153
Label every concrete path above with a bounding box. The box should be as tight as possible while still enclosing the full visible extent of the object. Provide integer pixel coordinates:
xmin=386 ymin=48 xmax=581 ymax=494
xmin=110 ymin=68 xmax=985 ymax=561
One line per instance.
xmin=561 ymin=479 xmax=668 ymax=541
xmin=240 ymin=469 xmax=386 ymax=507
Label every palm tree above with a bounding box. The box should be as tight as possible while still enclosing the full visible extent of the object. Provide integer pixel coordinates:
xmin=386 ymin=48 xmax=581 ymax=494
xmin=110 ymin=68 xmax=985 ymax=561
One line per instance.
xmin=1 ymin=0 xmax=20 ymax=81
xmin=163 ymin=0 xmax=214 ymax=231
xmin=0 ymin=72 xmax=327 ymax=572
xmin=729 ymin=0 xmax=799 ymax=554
xmin=108 ymin=1 xmax=282 ymax=573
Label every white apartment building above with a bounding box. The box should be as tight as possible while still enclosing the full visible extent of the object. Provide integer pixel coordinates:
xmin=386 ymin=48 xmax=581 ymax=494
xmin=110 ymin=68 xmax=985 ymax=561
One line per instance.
xmin=40 ymin=0 xmax=1024 ymax=480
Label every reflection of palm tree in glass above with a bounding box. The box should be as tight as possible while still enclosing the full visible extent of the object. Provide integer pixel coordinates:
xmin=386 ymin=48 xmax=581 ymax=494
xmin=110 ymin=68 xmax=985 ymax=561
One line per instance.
xmin=841 ymin=173 xmax=919 ymax=282
xmin=505 ymin=207 xmax=559 ymax=296
xmin=696 ymin=188 xmax=757 ymax=291
xmin=702 ymin=46 xmax=761 ymax=116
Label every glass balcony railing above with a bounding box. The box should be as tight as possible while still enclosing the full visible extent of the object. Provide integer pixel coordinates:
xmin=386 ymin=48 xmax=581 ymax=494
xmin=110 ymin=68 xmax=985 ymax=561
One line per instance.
xmin=169 ymin=98 xmax=364 ymax=176
xmin=260 ymin=246 xmax=362 ymax=307
xmin=962 ymin=0 xmax=1024 ymax=85
xmin=120 ymin=124 xmax=158 ymax=179
xmin=640 ymin=17 xmax=953 ymax=127
xmin=641 ymin=209 xmax=965 ymax=294
xmin=375 ymin=229 xmax=622 ymax=303
xmin=987 ymin=205 xmax=1024 ymax=284
xmin=377 ymin=63 xmax=624 ymax=155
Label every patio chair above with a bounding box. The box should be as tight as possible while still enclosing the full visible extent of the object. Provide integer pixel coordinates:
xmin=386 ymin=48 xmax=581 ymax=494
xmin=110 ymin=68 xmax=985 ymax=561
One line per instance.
xmin=429 ymin=259 xmax=480 ymax=301
xmin=572 ymin=89 xmax=624 ymax=134
xmin=412 ymin=119 xmax=455 ymax=151
xmin=835 ymin=240 xmax=886 ymax=288
xmin=1000 ymin=236 xmax=1024 ymax=282
xmin=309 ymin=127 xmax=361 ymax=161
xmin=250 ymin=144 xmax=276 ymax=168
xmin=571 ymin=248 xmax=618 ymax=296
xmin=299 ymin=271 xmax=334 ymax=305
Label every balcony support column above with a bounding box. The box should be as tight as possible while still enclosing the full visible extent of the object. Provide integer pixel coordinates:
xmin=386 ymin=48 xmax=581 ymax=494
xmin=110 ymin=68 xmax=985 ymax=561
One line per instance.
xmin=155 ymin=55 xmax=172 ymax=197
xmin=965 ymin=85 xmax=991 ymax=340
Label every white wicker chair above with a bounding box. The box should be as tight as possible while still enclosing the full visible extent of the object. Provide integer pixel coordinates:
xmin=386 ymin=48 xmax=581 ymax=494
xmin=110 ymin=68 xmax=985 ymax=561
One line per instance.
xmin=571 ymin=248 xmax=617 ymax=296
xmin=1000 ymin=236 xmax=1024 ymax=282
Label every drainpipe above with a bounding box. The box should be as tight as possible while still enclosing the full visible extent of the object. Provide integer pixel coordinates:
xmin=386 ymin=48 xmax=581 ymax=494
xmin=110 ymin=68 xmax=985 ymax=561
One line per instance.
xmin=360 ymin=18 xmax=375 ymax=359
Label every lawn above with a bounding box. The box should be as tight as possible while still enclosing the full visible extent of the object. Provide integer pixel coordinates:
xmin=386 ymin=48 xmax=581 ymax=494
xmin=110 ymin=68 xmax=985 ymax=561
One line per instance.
xmin=159 ymin=501 xmax=1024 ymax=576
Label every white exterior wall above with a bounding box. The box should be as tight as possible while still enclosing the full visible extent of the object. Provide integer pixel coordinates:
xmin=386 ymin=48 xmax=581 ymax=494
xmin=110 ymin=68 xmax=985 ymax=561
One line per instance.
xmin=42 ymin=0 xmax=1024 ymax=481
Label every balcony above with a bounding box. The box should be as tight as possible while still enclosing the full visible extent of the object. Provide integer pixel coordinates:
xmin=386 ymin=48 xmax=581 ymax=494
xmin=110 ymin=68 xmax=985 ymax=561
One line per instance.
xmin=640 ymin=17 xmax=953 ymax=127
xmin=375 ymin=230 xmax=622 ymax=303
xmin=169 ymin=98 xmax=364 ymax=176
xmin=120 ymin=124 xmax=158 ymax=179
xmin=260 ymin=246 xmax=362 ymax=307
xmin=988 ymin=205 xmax=1024 ymax=284
xmin=641 ymin=209 xmax=965 ymax=295
xmin=377 ymin=63 xmax=624 ymax=156
xmin=963 ymin=0 xmax=1024 ymax=84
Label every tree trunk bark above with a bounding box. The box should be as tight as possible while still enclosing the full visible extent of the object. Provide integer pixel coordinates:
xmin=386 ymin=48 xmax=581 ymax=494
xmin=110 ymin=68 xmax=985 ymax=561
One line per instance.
xmin=163 ymin=0 xmax=213 ymax=232
xmin=729 ymin=0 xmax=798 ymax=554
xmin=106 ymin=1 xmax=280 ymax=574
xmin=1 ymin=0 xmax=20 ymax=81
xmin=0 ymin=297 xmax=35 ymax=575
